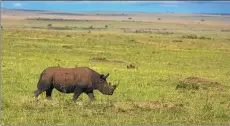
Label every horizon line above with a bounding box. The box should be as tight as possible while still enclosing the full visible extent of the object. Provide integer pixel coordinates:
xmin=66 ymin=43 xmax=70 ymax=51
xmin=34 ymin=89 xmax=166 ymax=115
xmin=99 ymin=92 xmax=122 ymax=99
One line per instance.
xmin=2 ymin=7 xmax=230 ymax=15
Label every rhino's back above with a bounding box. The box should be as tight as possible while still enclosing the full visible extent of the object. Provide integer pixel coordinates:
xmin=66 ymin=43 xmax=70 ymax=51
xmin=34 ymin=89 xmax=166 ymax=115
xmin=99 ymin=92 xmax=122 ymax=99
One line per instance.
xmin=50 ymin=67 xmax=94 ymax=87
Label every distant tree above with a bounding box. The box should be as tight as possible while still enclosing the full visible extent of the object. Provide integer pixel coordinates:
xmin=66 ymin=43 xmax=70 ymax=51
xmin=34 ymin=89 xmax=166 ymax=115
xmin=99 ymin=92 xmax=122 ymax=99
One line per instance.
xmin=158 ymin=18 xmax=161 ymax=20
xmin=105 ymin=25 xmax=108 ymax=28
xmin=89 ymin=26 xmax=93 ymax=29
xmin=66 ymin=35 xmax=71 ymax=37
xmin=47 ymin=24 xmax=52 ymax=27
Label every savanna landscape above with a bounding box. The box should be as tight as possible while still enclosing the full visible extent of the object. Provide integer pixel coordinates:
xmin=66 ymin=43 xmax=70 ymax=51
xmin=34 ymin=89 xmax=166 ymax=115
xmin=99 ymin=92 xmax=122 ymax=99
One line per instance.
xmin=1 ymin=8 xmax=230 ymax=124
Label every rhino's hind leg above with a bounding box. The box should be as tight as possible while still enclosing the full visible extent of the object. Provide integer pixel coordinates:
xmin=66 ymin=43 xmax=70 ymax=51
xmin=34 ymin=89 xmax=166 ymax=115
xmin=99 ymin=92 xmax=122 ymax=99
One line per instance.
xmin=34 ymin=79 xmax=53 ymax=99
xmin=34 ymin=90 xmax=42 ymax=97
xmin=46 ymin=85 xmax=54 ymax=100
xmin=73 ymin=88 xmax=83 ymax=102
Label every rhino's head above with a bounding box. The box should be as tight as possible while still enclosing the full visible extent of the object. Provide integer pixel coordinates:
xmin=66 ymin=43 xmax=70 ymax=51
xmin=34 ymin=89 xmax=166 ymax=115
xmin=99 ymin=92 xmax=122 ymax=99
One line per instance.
xmin=98 ymin=73 xmax=119 ymax=95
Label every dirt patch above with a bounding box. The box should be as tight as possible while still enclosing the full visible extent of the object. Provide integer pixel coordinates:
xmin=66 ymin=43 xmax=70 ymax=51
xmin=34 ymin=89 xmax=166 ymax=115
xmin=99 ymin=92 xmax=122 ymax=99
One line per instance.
xmin=113 ymin=101 xmax=183 ymax=113
xmin=90 ymin=57 xmax=108 ymax=62
xmin=176 ymin=77 xmax=222 ymax=90
xmin=90 ymin=57 xmax=125 ymax=64
xmin=113 ymin=60 xmax=125 ymax=63
xmin=225 ymin=102 xmax=230 ymax=107
xmin=113 ymin=102 xmax=136 ymax=114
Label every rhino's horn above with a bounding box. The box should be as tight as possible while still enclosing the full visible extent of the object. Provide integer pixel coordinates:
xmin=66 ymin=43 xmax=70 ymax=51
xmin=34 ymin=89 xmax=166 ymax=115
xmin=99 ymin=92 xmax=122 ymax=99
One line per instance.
xmin=113 ymin=81 xmax=120 ymax=90
xmin=116 ymin=81 xmax=120 ymax=87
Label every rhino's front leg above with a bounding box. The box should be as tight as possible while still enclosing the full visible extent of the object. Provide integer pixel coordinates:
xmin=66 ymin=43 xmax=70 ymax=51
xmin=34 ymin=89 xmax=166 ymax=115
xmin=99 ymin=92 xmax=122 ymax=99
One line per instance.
xmin=73 ymin=87 xmax=83 ymax=102
xmin=86 ymin=91 xmax=95 ymax=101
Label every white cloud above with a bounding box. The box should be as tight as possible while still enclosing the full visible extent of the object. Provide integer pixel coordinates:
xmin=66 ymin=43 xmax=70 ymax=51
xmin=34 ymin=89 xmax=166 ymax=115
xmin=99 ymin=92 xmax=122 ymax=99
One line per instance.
xmin=13 ymin=3 xmax=22 ymax=7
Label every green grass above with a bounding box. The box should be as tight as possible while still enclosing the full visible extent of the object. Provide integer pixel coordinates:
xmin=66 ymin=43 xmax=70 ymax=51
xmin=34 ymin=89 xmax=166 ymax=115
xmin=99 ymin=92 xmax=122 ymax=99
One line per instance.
xmin=1 ymin=19 xmax=230 ymax=124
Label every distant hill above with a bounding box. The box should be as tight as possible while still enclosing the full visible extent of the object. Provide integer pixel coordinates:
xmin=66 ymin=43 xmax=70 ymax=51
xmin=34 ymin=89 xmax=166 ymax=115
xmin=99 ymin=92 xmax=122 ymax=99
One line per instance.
xmin=1 ymin=8 xmax=48 ymax=12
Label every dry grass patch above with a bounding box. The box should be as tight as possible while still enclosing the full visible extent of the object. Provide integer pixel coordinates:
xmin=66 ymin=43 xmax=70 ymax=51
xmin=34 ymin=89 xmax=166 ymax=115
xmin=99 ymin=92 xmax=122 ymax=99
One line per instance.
xmin=176 ymin=77 xmax=223 ymax=90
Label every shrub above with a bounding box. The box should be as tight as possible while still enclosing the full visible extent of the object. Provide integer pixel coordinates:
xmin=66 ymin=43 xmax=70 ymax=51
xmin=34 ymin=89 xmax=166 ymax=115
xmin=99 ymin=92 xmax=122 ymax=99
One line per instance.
xmin=127 ymin=64 xmax=137 ymax=69
xmin=66 ymin=35 xmax=71 ymax=37
xmin=182 ymin=34 xmax=198 ymax=39
xmin=47 ymin=24 xmax=52 ymax=27
xmin=172 ymin=40 xmax=183 ymax=43
xmin=89 ymin=26 xmax=93 ymax=29
xmin=182 ymin=35 xmax=211 ymax=40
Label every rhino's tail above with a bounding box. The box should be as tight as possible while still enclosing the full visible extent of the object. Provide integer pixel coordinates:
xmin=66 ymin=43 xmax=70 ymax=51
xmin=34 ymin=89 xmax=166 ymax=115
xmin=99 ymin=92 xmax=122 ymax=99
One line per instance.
xmin=34 ymin=73 xmax=43 ymax=97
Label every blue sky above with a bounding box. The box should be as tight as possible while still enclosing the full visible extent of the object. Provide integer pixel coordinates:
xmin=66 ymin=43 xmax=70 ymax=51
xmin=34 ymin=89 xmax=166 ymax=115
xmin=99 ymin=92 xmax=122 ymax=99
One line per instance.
xmin=1 ymin=1 xmax=230 ymax=14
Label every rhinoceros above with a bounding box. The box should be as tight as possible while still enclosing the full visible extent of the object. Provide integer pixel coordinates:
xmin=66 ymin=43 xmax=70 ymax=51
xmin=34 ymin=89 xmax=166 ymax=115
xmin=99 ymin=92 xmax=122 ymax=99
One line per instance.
xmin=33 ymin=66 xmax=119 ymax=101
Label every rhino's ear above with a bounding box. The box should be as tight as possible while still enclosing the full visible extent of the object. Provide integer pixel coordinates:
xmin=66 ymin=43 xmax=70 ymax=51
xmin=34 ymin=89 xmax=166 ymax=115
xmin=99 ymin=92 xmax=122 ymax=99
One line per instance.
xmin=100 ymin=74 xmax=105 ymax=79
xmin=104 ymin=73 xmax=110 ymax=79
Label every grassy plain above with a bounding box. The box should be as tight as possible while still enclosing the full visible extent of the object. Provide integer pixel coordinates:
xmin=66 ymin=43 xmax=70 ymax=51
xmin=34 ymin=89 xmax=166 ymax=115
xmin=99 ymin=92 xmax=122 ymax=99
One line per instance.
xmin=1 ymin=9 xmax=230 ymax=124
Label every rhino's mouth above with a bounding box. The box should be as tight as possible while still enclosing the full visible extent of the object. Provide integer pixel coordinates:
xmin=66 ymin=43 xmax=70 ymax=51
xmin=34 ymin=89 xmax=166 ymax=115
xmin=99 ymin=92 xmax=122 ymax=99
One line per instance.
xmin=107 ymin=92 xmax=114 ymax=95
xmin=103 ymin=87 xmax=114 ymax=95
xmin=99 ymin=81 xmax=120 ymax=95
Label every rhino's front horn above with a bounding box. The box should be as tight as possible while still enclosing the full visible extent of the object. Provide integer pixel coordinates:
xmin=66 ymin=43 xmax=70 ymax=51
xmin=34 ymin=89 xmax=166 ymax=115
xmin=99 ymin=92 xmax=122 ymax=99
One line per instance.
xmin=116 ymin=81 xmax=120 ymax=87
xmin=113 ymin=81 xmax=120 ymax=90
